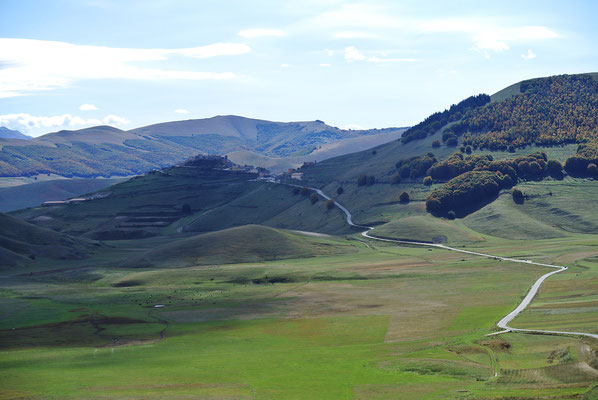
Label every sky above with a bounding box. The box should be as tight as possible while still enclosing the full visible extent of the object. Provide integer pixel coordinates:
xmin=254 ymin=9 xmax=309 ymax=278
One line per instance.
xmin=0 ymin=0 xmax=596 ymax=137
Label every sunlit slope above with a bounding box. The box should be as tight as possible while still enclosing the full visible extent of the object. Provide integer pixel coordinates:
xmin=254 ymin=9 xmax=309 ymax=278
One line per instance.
xmin=121 ymin=224 xmax=355 ymax=268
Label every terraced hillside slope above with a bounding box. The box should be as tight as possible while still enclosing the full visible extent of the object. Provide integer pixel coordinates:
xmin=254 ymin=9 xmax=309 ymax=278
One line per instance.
xmin=12 ymin=156 xmax=350 ymax=239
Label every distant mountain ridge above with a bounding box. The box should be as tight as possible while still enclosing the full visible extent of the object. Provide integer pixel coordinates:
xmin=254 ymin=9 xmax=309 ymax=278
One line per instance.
xmin=0 ymin=127 xmax=30 ymax=140
xmin=0 ymin=115 xmax=405 ymax=178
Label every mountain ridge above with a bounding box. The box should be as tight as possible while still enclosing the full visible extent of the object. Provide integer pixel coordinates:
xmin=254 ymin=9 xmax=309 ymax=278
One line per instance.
xmin=0 ymin=115 xmax=406 ymax=178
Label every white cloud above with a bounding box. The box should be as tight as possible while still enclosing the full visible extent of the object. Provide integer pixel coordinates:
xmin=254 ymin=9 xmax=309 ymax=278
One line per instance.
xmin=0 ymin=39 xmax=251 ymax=98
xmin=305 ymin=6 xmax=559 ymax=55
xmin=521 ymin=49 xmax=537 ymax=60
xmin=0 ymin=112 xmax=130 ymax=133
xmin=280 ymin=63 xmax=291 ymax=68
xmin=344 ymin=46 xmax=365 ymax=62
xmin=319 ymin=63 xmax=332 ymax=67
xmin=343 ymin=47 xmax=415 ymax=64
xmin=238 ymin=28 xmax=285 ymax=38
xmin=79 ymin=103 xmax=98 ymax=111
xmin=334 ymin=31 xmax=380 ymax=39
xmin=174 ymin=109 xmax=189 ymax=114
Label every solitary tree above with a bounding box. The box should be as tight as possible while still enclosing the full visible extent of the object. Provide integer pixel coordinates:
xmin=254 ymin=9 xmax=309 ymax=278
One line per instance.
xmin=587 ymin=163 xmax=598 ymax=176
xmin=432 ymin=140 xmax=441 ymax=148
xmin=423 ymin=176 xmax=433 ymax=186
xmin=447 ymin=210 xmax=456 ymax=220
xmin=336 ymin=186 xmax=344 ymax=195
xmin=356 ymin=174 xmax=367 ymax=186
xmin=399 ymin=191 xmax=410 ymax=203
xmin=512 ymin=188 xmax=525 ymax=204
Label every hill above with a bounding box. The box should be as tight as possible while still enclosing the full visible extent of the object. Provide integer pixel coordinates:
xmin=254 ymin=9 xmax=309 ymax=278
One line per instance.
xmin=120 ymin=224 xmax=353 ymax=268
xmin=0 ymin=127 xmax=30 ymax=140
xmin=0 ymin=212 xmax=96 ymax=268
xmin=12 ymin=156 xmax=350 ymax=239
xmin=0 ymin=177 xmax=126 ymax=212
xmin=0 ymin=116 xmax=405 ymax=178
xmin=296 ymin=72 xmax=598 ymax=242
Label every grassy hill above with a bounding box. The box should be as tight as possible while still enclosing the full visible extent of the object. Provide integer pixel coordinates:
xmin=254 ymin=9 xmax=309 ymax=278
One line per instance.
xmin=120 ymin=224 xmax=354 ymax=268
xmin=0 ymin=212 xmax=96 ymax=268
xmin=12 ymin=158 xmax=350 ymax=238
xmin=296 ymin=72 xmax=598 ymax=244
xmin=0 ymin=116 xmax=404 ymax=178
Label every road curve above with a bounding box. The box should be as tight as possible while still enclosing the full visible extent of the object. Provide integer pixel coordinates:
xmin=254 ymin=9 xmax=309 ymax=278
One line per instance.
xmin=286 ymin=182 xmax=598 ymax=340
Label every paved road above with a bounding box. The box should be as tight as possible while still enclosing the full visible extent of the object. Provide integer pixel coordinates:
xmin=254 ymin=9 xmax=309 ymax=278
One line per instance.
xmin=289 ymin=182 xmax=598 ymax=340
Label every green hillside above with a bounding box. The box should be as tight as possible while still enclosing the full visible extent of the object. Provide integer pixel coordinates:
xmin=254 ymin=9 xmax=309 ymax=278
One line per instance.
xmin=0 ymin=212 xmax=95 ymax=268
xmin=121 ymin=224 xmax=355 ymax=268
xmin=0 ymin=116 xmax=404 ymax=178
xmin=12 ymin=157 xmax=350 ymax=238
xmin=296 ymin=72 xmax=598 ymax=243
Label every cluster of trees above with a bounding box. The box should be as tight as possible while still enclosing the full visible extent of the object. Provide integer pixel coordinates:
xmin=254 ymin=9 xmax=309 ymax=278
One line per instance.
xmin=424 ymin=151 xmax=565 ymax=218
xmin=425 ymin=171 xmax=512 ymax=217
xmin=395 ymin=154 xmax=437 ymax=179
xmin=452 ymin=75 xmax=598 ymax=150
xmin=400 ymin=94 xmax=490 ymax=144
xmin=427 ymin=151 xmax=559 ymax=183
xmin=564 ymin=143 xmax=598 ymax=176
xmin=427 ymin=153 xmax=494 ymax=180
xmin=357 ymin=174 xmax=376 ymax=186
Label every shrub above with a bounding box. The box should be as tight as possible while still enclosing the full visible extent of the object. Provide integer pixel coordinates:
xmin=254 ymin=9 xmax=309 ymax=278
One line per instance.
xmin=446 ymin=137 xmax=458 ymax=146
xmin=336 ymin=186 xmax=344 ymax=195
xmin=432 ymin=140 xmax=441 ymax=148
xmin=395 ymin=155 xmax=437 ymax=179
xmin=356 ymin=175 xmax=367 ymax=186
xmin=366 ymin=175 xmax=376 ymax=186
xmin=372 ymin=150 xmax=377 ymax=155
xmin=512 ymin=188 xmax=524 ymax=204
xmin=325 ymin=199 xmax=335 ymax=209
xmin=399 ymin=191 xmax=410 ymax=203
xmin=309 ymin=193 xmax=319 ymax=204
xmin=300 ymin=186 xmax=310 ymax=196
xmin=292 ymin=187 xmax=300 ymax=195
xmin=588 ymin=163 xmax=598 ymax=176
xmin=547 ymin=159 xmax=562 ymax=176
xmin=423 ymin=176 xmax=433 ymax=186
xmin=447 ymin=210 xmax=456 ymax=220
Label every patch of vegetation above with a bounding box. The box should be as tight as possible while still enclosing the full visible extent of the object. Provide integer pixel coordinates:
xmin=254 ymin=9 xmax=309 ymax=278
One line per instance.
xmin=400 ymin=94 xmax=490 ymax=144
xmin=426 ymin=170 xmax=512 ymax=217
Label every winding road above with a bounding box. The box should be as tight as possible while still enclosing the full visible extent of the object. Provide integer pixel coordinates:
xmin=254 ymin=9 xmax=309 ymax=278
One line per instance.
xmin=294 ymin=183 xmax=598 ymax=340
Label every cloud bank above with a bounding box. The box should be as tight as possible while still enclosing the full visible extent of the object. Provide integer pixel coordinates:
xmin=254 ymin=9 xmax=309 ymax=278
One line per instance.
xmin=0 ymin=112 xmax=130 ymax=134
xmin=0 ymin=39 xmax=251 ymax=98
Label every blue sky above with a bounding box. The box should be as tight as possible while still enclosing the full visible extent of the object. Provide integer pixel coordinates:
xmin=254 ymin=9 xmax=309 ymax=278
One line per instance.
xmin=0 ymin=0 xmax=596 ymax=137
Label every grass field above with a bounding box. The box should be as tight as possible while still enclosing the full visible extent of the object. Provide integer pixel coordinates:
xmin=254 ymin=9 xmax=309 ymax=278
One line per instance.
xmin=2 ymin=225 xmax=598 ymax=399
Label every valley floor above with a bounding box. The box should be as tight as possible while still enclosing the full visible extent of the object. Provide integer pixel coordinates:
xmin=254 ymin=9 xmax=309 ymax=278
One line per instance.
xmin=1 ymin=229 xmax=598 ymax=399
